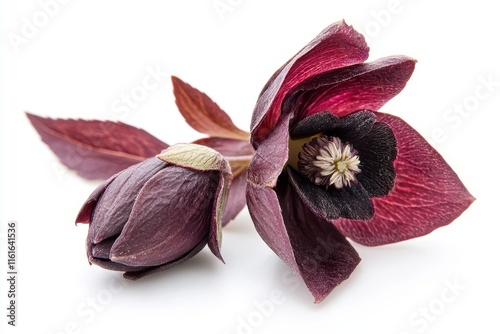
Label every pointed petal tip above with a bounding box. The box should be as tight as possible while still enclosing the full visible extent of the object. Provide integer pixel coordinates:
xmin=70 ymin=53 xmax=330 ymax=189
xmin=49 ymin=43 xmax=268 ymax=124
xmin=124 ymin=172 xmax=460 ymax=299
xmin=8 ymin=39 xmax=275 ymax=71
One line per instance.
xmin=123 ymin=272 xmax=139 ymax=281
xmin=208 ymin=229 xmax=224 ymax=264
xmin=460 ymin=191 xmax=476 ymax=213
xmin=214 ymin=252 xmax=225 ymax=264
xmin=75 ymin=207 xmax=92 ymax=226
xmin=108 ymin=252 xmax=135 ymax=267
xmin=309 ymin=255 xmax=361 ymax=304
xmin=462 ymin=192 xmax=476 ymax=208
xmin=207 ymin=231 xmax=225 ymax=264
xmin=108 ymin=254 xmax=122 ymax=263
xmin=107 ymin=240 xmax=141 ymax=267
xmin=312 ymin=291 xmax=329 ymax=304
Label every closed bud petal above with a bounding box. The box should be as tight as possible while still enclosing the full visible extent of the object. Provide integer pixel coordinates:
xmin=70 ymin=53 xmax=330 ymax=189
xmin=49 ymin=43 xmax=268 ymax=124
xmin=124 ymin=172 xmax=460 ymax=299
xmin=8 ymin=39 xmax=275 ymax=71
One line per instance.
xmin=76 ymin=144 xmax=232 ymax=279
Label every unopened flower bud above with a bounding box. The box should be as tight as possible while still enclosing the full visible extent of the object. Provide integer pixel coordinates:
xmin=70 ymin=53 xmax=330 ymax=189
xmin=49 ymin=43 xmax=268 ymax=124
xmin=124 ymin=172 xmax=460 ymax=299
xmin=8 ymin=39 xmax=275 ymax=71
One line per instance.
xmin=76 ymin=143 xmax=231 ymax=279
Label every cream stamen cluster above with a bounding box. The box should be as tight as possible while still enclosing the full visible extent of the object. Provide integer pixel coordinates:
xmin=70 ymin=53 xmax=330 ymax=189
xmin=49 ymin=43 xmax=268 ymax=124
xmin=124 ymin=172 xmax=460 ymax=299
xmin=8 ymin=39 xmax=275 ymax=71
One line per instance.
xmin=298 ymin=136 xmax=361 ymax=189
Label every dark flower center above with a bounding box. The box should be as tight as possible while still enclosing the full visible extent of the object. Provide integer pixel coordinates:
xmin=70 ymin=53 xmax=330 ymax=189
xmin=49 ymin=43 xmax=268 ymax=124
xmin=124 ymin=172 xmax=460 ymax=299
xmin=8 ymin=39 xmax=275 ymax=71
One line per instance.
xmin=297 ymin=136 xmax=361 ymax=188
xmin=285 ymin=110 xmax=397 ymax=221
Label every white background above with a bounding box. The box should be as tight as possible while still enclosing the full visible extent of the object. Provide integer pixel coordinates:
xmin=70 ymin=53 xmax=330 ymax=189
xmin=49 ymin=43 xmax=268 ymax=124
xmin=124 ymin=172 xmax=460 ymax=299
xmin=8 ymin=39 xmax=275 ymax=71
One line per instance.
xmin=1 ymin=1 xmax=499 ymax=333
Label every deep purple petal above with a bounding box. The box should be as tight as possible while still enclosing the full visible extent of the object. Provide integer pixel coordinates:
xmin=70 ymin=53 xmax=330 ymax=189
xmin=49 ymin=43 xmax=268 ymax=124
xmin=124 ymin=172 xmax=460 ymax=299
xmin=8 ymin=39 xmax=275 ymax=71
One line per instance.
xmin=247 ymin=180 xmax=361 ymax=303
xmin=351 ymin=122 xmax=397 ymax=197
xmin=221 ymin=171 xmax=247 ymax=227
xmin=290 ymin=110 xmax=376 ymax=141
xmin=75 ymin=172 xmax=120 ymax=225
xmin=286 ymin=56 xmax=416 ymax=122
xmin=251 ymin=21 xmax=369 ymax=145
xmin=207 ymin=173 xmax=226 ymax=261
xmin=333 ymin=113 xmax=475 ymax=246
xmin=88 ymin=257 xmax=149 ymax=272
xmin=109 ymin=167 xmax=217 ymax=267
xmin=86 ymin=234 xmax=149 ymax=272
xmin=123 ymin=238 xmax=208 ymax=280
xmin=287 ymin=167 xmax=374 ymax=221
xmin=89 ymin=157 xmax=166 ymax=244
xmin=246 ymin=183 xmax=299 ymax=273
xmin=26 ymin=113 xmax=168 ymax=180
xmin=276 ymin=179 xmax=361 ymax=303
xmin=91 ymin=238 xmax=115 ymax=259
xmin=247 ymin=115 xmax=290 ymax=187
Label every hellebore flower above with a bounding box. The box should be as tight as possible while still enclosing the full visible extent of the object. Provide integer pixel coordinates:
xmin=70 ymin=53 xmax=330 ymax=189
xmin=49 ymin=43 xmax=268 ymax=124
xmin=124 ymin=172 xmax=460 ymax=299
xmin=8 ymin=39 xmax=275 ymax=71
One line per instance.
xmin=246 ymin=20 xmax=475 ymax=302
xmin=76 ymin=143 xmax=231 ymax=279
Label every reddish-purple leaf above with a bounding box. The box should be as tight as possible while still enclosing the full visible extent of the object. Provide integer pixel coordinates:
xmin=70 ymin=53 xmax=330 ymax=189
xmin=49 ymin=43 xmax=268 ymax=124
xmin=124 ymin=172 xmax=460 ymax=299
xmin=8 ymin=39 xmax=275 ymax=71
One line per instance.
xmin=251 ymin=20 xmax=369 ymax=146
xmin=172 ymin=76 xmax=250 ymax=140
xmin=333 ymin=113 xmax=475 ymax=246
xmin=27 ymin=113 xmax=168 ymax=180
